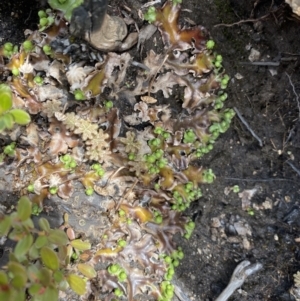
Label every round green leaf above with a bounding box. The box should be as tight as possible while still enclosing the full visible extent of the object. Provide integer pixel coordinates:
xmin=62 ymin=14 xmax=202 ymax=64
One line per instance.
xmin=77 ymin=263 xmax=97 ymax=279
xmin=0 ymin=113 xmax=14 ymax=130
xmin=38 ymin=218 xmax=50 ymax=232
xmin=40 ymin=246 xmax=60 ymax=271
xmin=11 ymin=273 xmax=27 ymax=289
xmin=0 ymin=215 xmax=12 ymax=236
xmin=0 ymin=84 xmax=12 ymax=114
xmin=8 ymin=262 xmax=27 ymax=282
xmin=38 ymin=286 xmax=59 ymax=301
xmin=37 ymin=267 xmax=51 ymax=286
xmin=0 ymin=271 xmax=9 ymax=285
xmin=48 ymin=229 xmax=69 ymax=246
xmin=9 ymin=109 xmax=31 ymax=125
xmin=66 ymin=274 xmax=86 ymax=295
xmin=28 ymin=244 xmax=40 ymax=260
xmin=17 ymin=196 xmax=32 ymax=221
xmin=70 ymin=239 xmax=91 ymax=251
xmin=28 ymin=283 xmax=43 ymax=296
xmin=14 ymin=233 xmax=33 ymax=261
xmin=34 ymin=235 xmax=48 ymax=249
xmin=27 ymin=264 xmax=40 ymax=283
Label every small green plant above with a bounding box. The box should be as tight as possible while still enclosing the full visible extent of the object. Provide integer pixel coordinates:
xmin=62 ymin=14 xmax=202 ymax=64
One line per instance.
xmin=47 ymin=0 xmax=84 ymax=21
xmin=0 ymin=84 xmax=31 ymax=132
xmin=0 ymin=196 xmax=94 ymax=300
xmin=2 ymin=42 xmax=18 ymax=58
xmin=206 ymin=39 xmax=215 ymax=50
xmin=144 ymin=6 xmax=157 ymax=23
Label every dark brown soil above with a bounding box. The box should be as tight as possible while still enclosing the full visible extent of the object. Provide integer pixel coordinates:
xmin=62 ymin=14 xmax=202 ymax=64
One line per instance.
xmin=1 ymin=1 xmax=300 ymax=301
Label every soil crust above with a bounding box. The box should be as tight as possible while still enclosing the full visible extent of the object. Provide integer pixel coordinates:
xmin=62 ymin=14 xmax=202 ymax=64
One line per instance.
xmin=1 ymin=0 xmax=300 ymax=300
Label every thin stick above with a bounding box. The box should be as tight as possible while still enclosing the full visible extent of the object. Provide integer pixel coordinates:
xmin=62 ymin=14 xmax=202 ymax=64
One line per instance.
xmin=239 ymin=61 xmax=280 ymax=67
xmin=214 ymin=15 xmax=269 ymax=28
xmin=285 ymin=72 xmax=300 ymax=119
xmin=116 ymin=178 xmax=139 ymax=210
xmin=148 ymin=54 xmax=169 ymax=96
xmin=234 ymin=107 xmax=263 ymax=147
xmin=286 ymin=161 xmax=300 ymax=177
xmin=223 ymin=177 xmax=298 ymax=183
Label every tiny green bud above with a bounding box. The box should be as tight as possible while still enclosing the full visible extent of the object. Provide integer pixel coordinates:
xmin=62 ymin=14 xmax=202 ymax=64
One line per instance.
xmin=91 ymin=163 xmax=101 ymax=170
xmin=74 ymin=89 xmax=85 ymax=101
xmin=34 ymin=76 xmax=44 ymax=85
xmin=118 ymin=239 xmax=127 ymax=247
xmin=23 ymin=40 xmax=33 ymax=52
xmin=85 ymin=187 xmax=94 ymax=196
xmin=119 ymin=209 xmax=126 ymax=217
xmin=69 ymin=160 xmax=77 ymax=168
xmin=163 ymin=132 xmax=170 ymax=139
xmin=39 ymin=17 xmax=48 ymax=27
xmin=12 ymin=67 xmax=19 ymax=76
xmin=114 ymin=288 xmax=123 ymax=297
xmin=146 ymin=154 xmax=156 ymax=164
xmin=214 ymin=61 xmax=222 ymax=68
xmin=42 ymin=44 xmax=52 ymax=55
xmin=49 ymin=186 xmax=58 ymax=195
xmin=216 ymin=54 xmax=223 ymax=62
xmin=155 ymin=215 xmax=163 ymax=224
xmin=154 ymin=126 xmax=163 ymax=135
xmin=128 ymin=153 xmax=135 ymax=160
xmin=144 ymin=6 xmax=157 ymax=23
xmin=38 ymin=10 xmax=47 ymax=18
xmin=248 ymin=208 xmax=255 ymax=216
xmin=61 ymin=154 xmax=71 ymax=163
xmin=97 ymin=169 xmax=105 ymax=177
xmin=185 ymin=182 xmax=193 ymax=192
xmin=4 ymin=42 xmax=13 ymax=51
xmin=164 ymin=256 xmax=172 ymax=264
xmin=232 ymin=185 xmax=240 ymax=193
xmin=27 ymin=184 xmax=34 ymax=193
xmin=154 ymin=183 xmax=160 ymax=190
xmin=206 ymin=40 xmax=215 ymax=49
xmin=104 ymin=100 xmax=113 ymax=109
xmin=108 ymin=264 xmax=119 ymax=274
xmin=118 ymin=271 xmax=127 ymax=282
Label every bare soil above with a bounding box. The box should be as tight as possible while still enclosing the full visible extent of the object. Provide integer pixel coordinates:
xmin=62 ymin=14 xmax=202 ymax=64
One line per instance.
xmin=1 ymin=0 xmax=300 ymax=301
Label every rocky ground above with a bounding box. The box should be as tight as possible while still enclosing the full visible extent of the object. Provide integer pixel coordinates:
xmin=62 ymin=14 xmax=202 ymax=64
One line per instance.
xmin=0 ymin=0 xmax=300 ymax=301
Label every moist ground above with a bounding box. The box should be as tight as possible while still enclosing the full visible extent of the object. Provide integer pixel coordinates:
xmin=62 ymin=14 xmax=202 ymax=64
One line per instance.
xmin=1 ymin=0 xmax=300 ymax=300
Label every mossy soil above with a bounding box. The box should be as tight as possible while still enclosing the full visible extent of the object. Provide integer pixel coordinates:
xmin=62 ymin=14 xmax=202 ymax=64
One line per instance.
xmin=1 ymin=0 xmax=300 ymax=300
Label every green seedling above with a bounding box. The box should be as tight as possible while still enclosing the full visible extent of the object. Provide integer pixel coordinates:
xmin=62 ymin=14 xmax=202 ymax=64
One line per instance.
xmin=85 ymin=187 xmax=94 ymax=196
xmin=48 ymin=0 xmax=84 ymax=21
xmin=0 ymin=196 xmax=91 ymax=299
xmin=183 ymin=129 xmax=197 ymax=144
xmin=0 ymin=84 xmax=31 ymax=132
xmin=144 ymin=6 xmax=157 ymax=23
xmin=74 ymin=89 xmax=86 ymax=101
xmin=206 ymin=40 xmax=215 ymax=50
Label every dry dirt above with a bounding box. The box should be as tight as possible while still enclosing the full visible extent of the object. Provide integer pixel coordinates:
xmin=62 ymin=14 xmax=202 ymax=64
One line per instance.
xmin=1 ymin=0 xmax=300 ymax=301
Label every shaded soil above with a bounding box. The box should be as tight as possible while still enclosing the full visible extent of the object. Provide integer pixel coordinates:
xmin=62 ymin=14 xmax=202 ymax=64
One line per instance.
xmin=1 ymin=0 xmax=300 ymax=301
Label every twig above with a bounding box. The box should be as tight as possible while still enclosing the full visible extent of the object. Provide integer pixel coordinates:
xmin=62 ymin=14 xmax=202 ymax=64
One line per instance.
xmin=234 ymin=107 xmax=263 ymax=147
xmin=285 ymin=72 xmax=300 ymax=119
xmin=148 ymin=53 xmax=169 ymax=96
xmin=215 ymin=260 xmax=263 ymax=301
xmin=214 ymin=15 xmax=269 ymax=28
xmin=141 ymin=0 xmax=162 ymax=9
xmin=214 ymin=5 xmax=282 ymax=28
xmin=286 ymin=161 xmax=300 ymax=177
xmin=239 ymin=61 xmax=280 ymax=66
xmin=116 ymin=178 xmax=139 ymax=210
xmin=173 ymin=282 xmax=192 ymax=301
xmin=223 ymin=177 xmax=299 ymax=183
